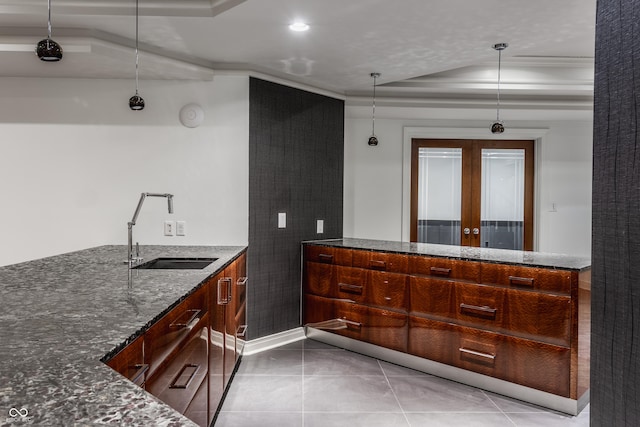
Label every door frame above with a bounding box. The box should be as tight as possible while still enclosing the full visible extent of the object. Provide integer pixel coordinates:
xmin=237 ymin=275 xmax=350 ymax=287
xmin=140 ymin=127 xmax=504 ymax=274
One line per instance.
xmin=401 ymin=127 xmax=548 ymax=249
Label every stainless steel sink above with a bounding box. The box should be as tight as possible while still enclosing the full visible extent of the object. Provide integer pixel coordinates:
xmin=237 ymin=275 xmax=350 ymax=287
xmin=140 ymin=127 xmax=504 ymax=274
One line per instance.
xmin=132 ymin=257 xmax=218 ymax=270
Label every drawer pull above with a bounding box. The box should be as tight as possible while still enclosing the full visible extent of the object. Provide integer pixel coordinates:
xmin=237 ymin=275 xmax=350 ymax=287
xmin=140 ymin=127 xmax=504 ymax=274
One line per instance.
xmin=430 ymin=267 xmax=452 ymax=277
xmin=509 ymin=276 xmax=535 ymax=287
xmin=217 ymin=277 xmax=232 ymax=305
xmin=129 ymin=363 xmax=149 ymax=385
xmin=369 ymin=260 xmax=387 ymax=270
xmin=318 ymin=253 xmax=334 ymax=263
xmin=169 ymin=309 xmax=202 ymax=328
xmin=237 ymin=324 xmax=248 ymax=338
xmin=459 ymin=347 xmax=496 ymax=360
xmin=306 ymin=318 xmax=361 ymax=330
xmin=460 ymin=303 xmax=497 ymax=319
xmin=169 ymin=363 xmax=199 ymax=389
xmin=237 ymin=277 xmax=248 ymax=286
xmin=338 ymin=283 xmax=363 ymax=295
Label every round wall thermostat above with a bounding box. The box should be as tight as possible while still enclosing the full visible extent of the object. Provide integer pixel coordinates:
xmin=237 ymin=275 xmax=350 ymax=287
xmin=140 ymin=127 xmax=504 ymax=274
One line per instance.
xmin=179 ymin=103 xmax=204 ymax=128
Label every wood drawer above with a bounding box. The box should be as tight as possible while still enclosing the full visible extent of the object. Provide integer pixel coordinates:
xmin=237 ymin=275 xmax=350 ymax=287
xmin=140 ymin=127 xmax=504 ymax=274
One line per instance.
xmin=304 ymin=294 xmax=408 ymax=353
xmin=304 ymin=245 xmax=352 ymax=266
xmin=145 ymin=283 xmax=209 ymax=379
xmin=106 ymin=335 xmax=147 ymax=387
xmin=454 ymin=283 xmax=572 ymax=346
xmin=409 ymin=316 xmax=571 ymax=397
xmin=352 ymin=251 xmax=409 ymax=273
xmin=409 ymin=276 xmax=456 ymax=320
xmin=481 ymin=263 xmax=572 ymax=294
xmin=146 ymin=328 xmax=209 ymax=414
xmin=409 ymin=256 xmax=481 ymax=282
xmin=304 ymin=261 xmax=335 ymax=297
xmin=335 ymin=266 xmax=368 ymax=303
xmin=367 ymin=271 xmax=408 ymax=310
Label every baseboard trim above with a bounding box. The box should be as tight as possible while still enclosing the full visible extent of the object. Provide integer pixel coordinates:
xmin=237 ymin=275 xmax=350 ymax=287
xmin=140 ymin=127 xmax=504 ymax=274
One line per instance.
xmin=242 ymin=327 xmax=306 ymax=355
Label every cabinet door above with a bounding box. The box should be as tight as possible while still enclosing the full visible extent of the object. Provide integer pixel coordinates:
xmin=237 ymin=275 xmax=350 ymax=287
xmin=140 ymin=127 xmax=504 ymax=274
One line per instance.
xmin=209 ymin=271 xmax=226 ymax=422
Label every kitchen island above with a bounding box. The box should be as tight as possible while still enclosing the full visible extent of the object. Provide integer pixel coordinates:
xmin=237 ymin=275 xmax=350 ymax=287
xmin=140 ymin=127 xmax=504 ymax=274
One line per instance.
xmin=303 ymin=238 xmax=591 ymax=415
xmin=0 ymin=245 xmax=245 ymax=426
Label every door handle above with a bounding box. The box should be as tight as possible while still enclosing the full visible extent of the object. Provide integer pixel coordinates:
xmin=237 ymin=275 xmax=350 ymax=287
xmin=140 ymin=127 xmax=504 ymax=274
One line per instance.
xmin=473 ymin=228 xmax=480 ymax=235
xmin=463 ymin=228 xmax=471 ymax=235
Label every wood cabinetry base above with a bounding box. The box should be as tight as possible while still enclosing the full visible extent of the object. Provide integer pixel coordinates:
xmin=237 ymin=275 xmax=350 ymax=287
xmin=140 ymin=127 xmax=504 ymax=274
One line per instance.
xmin=305 ymin=327 xmax=589 ymax=416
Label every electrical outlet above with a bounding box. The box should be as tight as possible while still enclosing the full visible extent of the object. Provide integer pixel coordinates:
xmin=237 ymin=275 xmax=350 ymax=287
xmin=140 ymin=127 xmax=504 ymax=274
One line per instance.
xmin=278 ymin=212 xmax=286 ymax=228
xmin=176 ymin=221 xmax=186 ymax=236
xmin=164 ymin=220 xmax=175 ymax=236
xmin=316 ymin=219 xmax=324 ymax=234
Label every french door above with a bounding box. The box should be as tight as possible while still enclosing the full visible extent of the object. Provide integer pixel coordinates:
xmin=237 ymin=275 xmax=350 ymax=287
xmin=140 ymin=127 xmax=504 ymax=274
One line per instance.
xmin=410 ymin=139 xmax=534 ymax=250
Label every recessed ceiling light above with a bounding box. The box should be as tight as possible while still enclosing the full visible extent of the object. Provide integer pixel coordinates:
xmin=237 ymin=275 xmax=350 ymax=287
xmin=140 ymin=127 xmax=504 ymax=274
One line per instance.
xmin=289 ymin=22 xmax=310 ymax=32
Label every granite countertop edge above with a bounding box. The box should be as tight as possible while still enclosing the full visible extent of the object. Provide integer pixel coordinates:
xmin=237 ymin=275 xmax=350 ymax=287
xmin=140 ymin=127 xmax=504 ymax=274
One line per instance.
xmin=0 ymin=244 xmax=246 ymax=426
xmin=302 ymin=238 xmax=591 ymax=271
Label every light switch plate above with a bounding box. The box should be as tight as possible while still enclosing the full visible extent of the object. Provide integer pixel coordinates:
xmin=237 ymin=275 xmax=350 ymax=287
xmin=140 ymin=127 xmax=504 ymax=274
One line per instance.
xmin=176 ymin=221 xmax=186 ymax=236
xmin=278 ymin=212 xmax=286 ymax=228
xmin=316 ymin=219 xmax=324 ymax=234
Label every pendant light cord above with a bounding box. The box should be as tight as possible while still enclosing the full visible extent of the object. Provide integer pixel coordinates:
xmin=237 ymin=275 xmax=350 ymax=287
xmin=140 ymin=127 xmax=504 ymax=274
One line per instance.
xmin=372 ymin=74 xmax=377 ymax=136
xmin=47 ymin=0 xmax=52 ymax=39
xmin=134 ymin=0 xmax=140 ymax=95
xmin=496 ymin=48 xmax=502 ymax=122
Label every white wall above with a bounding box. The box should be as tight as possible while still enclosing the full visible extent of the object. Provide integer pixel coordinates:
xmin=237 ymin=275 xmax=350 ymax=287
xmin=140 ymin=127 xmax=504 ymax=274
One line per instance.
xmin=344 ymin=106 xmax=593 ymax=258
xmin=0 ymin=75 xmax=249 ymax=266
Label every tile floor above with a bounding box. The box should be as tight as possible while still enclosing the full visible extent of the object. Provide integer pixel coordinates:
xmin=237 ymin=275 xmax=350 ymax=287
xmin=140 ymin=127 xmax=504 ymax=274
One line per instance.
xmin=216 ymin=339 xmax=590 ymax=427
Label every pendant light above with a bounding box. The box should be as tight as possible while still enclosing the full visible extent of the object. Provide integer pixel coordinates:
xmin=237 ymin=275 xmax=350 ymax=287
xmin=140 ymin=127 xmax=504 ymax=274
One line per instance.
xmin=36 ymin=0 xmax=63 ymax=61
xmin=368 ymin=72 xmax=381 ymax=146
xmin=491 ymin=42 xmax=508 ymax=134
xmin=129 ymin=0 xmax=145 ymax=110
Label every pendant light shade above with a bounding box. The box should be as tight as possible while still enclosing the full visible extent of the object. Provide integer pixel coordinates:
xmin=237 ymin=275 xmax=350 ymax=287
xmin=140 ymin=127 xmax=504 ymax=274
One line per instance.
xmin=368 ymin=72 xmax=381 ymax=146
xmin=129 ymin=0 xmax=144 ymax=111
xmin=36 ymin=0 xmax=62 ymax=61
xmin=491 ymin=42 xmax=508 ymax=134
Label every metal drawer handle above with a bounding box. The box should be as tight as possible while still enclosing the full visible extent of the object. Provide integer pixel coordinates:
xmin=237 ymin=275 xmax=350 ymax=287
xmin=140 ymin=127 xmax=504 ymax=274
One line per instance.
xmin=169 ymin=309 xmax=202 ymax=328
xmin=338 ymin=283 xmax=363 ymax=294
xmin=217 ymin=277 xmax=232 ymax=305
xmin=169 ymin=363 xmax=199 ymax=389
xmin=459 ymin=347 xmax=496 ymax=360
xmin=318 ymin=253 xmax=334 ymax=263
xmin=430 ymin=267 xmax=452 ymax=277
xmin=306 ymin=318 xmax=361 ymax=330
xmin=237 ymin=277 xmax=248 ymax=286
xmin=509 ymin=276 xmax=535 ymax=287
xmin=460 ymin=303 xmax=497 ymax=319
xmin=129 ymin=363 xmax=149 ymax=385
xmin=237 ymin=324 xmax=248 ymax=338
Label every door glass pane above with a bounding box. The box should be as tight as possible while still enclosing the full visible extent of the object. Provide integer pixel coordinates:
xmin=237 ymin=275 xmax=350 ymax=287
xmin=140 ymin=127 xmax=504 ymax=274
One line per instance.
xmin=417 ymin=147 xmax=462 ymax=244
xmin=481 ymin=149 xmax=525 ymax=250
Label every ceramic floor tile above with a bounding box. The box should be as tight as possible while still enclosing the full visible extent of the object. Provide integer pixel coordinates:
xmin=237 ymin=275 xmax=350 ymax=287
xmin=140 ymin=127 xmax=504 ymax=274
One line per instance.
xmin=304 ymin=375 xmax=402 ymax=413
xmin=215 ymin=411 xmax=302 ymax=427
xmin=303 ymin=349 xmax=384 ymax=376
xmin=405 ymin=412 xmax=515 ymax=427
xmin=236 ymin=349 xmax=303 ymax=376
xmin=304 ymin=412 xmax=410 ymax=427
xmin=484 ymin=391 xmax=557 ymax=413
xmin=387 ymin=375 xmax=501 ymax=413
xmin=220 ymin=375 xmax=302 ymax=412
xmin=302 ymin=338 xmax=343 ymax=350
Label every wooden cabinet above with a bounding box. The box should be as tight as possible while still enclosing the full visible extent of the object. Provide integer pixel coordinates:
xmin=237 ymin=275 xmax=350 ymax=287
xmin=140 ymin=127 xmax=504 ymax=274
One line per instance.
xmin=303 ymin=243 xmax=590 ymax=408
xmin=104 ymin=250 xmax=247 ymax=427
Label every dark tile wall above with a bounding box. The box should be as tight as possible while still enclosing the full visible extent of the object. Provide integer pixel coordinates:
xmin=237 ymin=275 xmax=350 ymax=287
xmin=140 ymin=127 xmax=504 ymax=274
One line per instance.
xmin=592 ymin=1 xmax=640 ymax=425
xmin=247 ymin=78 xmax=344 ymax=340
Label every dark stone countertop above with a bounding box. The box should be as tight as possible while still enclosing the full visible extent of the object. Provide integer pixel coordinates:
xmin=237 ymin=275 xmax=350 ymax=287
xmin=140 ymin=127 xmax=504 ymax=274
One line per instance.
xmin=0 ymin=245 xmax=245 ymax=426
xmin=303 ymin=238 xmax=591 ymax=271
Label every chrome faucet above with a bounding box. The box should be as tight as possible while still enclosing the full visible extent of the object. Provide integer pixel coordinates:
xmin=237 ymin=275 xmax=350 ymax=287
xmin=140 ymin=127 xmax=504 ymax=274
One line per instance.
xmin=127 ymin=192 xmax=174 ymax=267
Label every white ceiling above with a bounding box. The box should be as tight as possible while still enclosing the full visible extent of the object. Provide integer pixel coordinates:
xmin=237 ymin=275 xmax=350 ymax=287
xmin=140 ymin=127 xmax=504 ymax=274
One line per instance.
xmin=0 ymin=0 xmax=596 ymax=100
